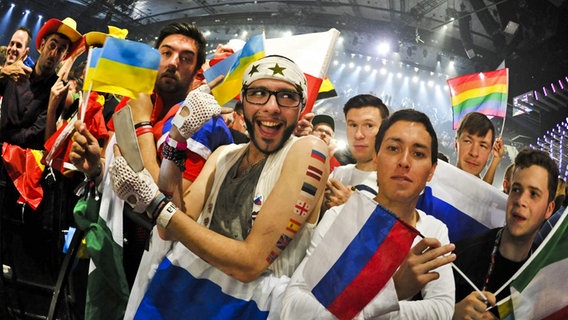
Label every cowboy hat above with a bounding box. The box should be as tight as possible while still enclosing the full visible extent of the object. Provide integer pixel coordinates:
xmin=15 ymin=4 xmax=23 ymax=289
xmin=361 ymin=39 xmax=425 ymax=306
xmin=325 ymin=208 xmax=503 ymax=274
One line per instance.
xmin=35 ymin=17 xmax=82 ymax=55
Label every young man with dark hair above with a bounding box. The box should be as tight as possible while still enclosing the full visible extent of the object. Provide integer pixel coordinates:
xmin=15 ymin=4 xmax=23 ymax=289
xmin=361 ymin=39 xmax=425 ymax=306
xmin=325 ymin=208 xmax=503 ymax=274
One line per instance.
xmin=452 ymin=148 xmax=558 ymax=319
xmin=455 ymin=112 xmax=504 ymax=184
xmin=325 ymin=94 xmax=390 ymax=207
xmin=311 ymin=114 xmax=341 ymax=172
xmin=282 ymin=109 xmax=456 ymax=318
xmin=70 ymin=22 xmax=233 ymax=288
xmin=108 ymin=55 xmax=329 ymax=316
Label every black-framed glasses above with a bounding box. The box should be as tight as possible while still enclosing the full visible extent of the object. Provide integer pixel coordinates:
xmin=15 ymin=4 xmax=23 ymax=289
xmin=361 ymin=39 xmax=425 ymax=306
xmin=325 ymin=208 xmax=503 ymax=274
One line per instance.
xmin=243 ymin=87 xmax=302 ymax=108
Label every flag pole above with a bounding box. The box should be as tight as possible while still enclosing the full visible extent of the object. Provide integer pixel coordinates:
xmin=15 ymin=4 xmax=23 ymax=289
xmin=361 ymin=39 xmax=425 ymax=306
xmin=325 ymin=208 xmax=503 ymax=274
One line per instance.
xmin=391 ymin=207 xmax=491 ymax=304
xmin=79 ymin=47 xmax=95 ymax=121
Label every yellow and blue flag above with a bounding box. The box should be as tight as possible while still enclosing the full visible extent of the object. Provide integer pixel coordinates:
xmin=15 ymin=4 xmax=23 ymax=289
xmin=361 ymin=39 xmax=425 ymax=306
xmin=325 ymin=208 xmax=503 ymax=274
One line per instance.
xmin=90 ymin=37 xmax=160 ymax=98
xmin=207 ymin=34 xmax=265 ymax=106
xmin=82 ymin=47 xmax=102 ymax=92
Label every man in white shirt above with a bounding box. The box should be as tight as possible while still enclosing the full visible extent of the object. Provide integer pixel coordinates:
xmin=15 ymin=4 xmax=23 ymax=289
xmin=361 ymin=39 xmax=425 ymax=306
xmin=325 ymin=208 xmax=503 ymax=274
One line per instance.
xmin=282 ymin=109 xmax=456 ymax=319
xmin=325 ymin=94 xmax=389 ymax=207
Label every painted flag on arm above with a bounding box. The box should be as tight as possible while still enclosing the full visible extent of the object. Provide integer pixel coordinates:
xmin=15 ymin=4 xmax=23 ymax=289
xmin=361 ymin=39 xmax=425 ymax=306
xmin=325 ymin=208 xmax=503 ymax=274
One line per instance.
xmin=131 ymin=240 xmax=289 ymax=320
xmin=208 ymin=34 xmax=265 ymax=106
xmin=447 ymin=68 xmax=509 ymax=129
xmin=509 ymin=208 xmax=568 ymax=320
xmin=266 ymin=28 xmax=340 ymax=115
xmin=90 ymin=37 xmax=160 ymax=98
xmin=416 ymin=160 xmax=507 ymax=242
xmin=303 ymin=191 xmax=419 ymax=320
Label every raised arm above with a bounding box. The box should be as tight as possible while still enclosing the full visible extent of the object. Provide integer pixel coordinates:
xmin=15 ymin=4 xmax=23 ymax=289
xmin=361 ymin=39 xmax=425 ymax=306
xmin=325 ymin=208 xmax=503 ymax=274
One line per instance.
xmin=110 ymin=136 xmax=329 ymax=283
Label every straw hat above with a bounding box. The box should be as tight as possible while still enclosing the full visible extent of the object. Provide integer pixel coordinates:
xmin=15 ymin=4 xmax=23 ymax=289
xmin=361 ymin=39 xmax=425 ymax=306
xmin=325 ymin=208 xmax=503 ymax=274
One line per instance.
xmin=35 ymin=17 xmax=82 ymax=55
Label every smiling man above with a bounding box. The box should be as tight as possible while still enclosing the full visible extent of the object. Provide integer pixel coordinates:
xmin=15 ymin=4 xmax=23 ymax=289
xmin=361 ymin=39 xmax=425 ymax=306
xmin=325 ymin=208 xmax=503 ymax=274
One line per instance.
xmin=452 ymin=148 xmax=558 ymax=320
xmin=108 ymin=55 xmax=329 ymax=316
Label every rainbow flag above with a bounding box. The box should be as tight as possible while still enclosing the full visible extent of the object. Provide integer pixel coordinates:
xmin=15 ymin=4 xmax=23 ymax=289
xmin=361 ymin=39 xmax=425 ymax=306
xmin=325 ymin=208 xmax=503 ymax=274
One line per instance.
xmin=447 ymin=68 xmax=508 ymax=129
xmin=89 ymin=37 xmax=160 ymax=98
xmin=209 ymin=34 xmax=265 ymax=106
xmin=303 ymin=192 xmax=419 ymax=320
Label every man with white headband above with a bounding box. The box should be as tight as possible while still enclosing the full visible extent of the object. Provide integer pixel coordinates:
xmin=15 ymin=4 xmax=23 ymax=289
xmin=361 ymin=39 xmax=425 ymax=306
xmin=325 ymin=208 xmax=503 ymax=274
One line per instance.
xmin=109 ymin=55 xmax=329 ymax=313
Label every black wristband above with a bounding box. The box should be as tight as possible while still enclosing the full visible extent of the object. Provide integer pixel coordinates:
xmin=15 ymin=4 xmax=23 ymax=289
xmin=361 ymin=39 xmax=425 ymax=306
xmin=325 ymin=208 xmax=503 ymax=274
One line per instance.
xmin=162 ymin=142 xmax=187 ymax=172
xmin=147 ymin=193 xmax=168 ymax=223
xmin=134 ymin=121 xmax=152 ymax=129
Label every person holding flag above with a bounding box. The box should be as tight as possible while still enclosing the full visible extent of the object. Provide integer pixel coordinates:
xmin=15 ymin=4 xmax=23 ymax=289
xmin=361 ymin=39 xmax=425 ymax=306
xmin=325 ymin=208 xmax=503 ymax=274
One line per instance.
xmin=454 ymin=111 xmax=505 ymax=184
xmin=452 ymin=148 xmax=558 ymax=319
xmin=107 ymin=55 xmax=329 ymax=318
xmin=281 ymin=109 xmax=457 ymax=319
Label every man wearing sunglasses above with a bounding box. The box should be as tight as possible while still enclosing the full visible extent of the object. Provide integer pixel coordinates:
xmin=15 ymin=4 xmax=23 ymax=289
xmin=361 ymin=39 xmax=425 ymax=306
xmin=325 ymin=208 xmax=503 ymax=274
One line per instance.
xmin=109 ymin=55 xmax=329 ymax=315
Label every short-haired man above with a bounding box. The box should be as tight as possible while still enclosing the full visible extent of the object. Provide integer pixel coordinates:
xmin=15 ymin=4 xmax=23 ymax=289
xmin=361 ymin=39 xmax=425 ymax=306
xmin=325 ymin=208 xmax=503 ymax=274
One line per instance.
xmin=311 ymin=114 xmax=341 ymax=172
xmin=325 ymin=94 xmax=389 ymax=207
xmin=70 ymin=22 xmax=233 ymax=286
xmin=0 ymin=26 xmax=33 ymax=82
xmin=454 ymin=112 xmax=504 ymax=184
xmin=108 ymin=55 xmax=329 ymax=314
xmin=282 ymin=109 xmax=456 ymax=318
xmin=502 ymin=163 xmax=515 ymax=194
xmin=452 ymin=148 xmax=558 ymax=319
xmin=0 ymin=18 xmax=81 ymax=149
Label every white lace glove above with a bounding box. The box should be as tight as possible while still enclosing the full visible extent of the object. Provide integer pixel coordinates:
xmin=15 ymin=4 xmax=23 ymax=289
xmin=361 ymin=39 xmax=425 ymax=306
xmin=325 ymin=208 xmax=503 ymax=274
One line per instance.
xmin=109 ymin=156 xmax=159 ymax=214
xmin=171 ymin=89 xmax=221 ymax=139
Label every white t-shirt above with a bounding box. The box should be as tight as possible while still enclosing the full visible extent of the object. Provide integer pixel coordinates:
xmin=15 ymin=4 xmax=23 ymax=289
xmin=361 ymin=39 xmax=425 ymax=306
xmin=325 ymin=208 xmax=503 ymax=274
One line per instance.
xmin=281 ymin=195 xmax=454 ymax=319
xmin=329 ymin=163 xmax=377 ymax=192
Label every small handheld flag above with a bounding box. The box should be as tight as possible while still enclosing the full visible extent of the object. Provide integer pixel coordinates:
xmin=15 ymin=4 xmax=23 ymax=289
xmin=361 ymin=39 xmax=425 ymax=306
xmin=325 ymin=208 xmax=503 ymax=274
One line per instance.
xmin=89 ymin=37 xmax=160 ymax=99
xmin=303 ymin=192 xmax=419 ymax=319
xmin=208 ymin=34 xmax=265 ymax=106
xmin=447 ymin=68 xmax=509 ymax=129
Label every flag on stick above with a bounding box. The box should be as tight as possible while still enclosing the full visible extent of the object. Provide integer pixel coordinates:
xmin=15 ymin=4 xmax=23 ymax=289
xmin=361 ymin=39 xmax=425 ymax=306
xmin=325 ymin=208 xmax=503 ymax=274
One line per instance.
xmin=509 ymin=208 xmax=568 ymax=320
xmin=416 ymin=160 xmax=507 ymax=242
xmin=208 ymin=34 xmax=265 ymax=106
xmin=316 ymin=77 xmax=338 ymax=100
xmin=89 ymin=37 xmax=160 ymax=98
xmin=266 ymin=28 xmax=340 ymax=115
xmin=447 ymin=68 xmax=508 ymax=129
xmin=303 ymin=192 xmax=419 ymax=320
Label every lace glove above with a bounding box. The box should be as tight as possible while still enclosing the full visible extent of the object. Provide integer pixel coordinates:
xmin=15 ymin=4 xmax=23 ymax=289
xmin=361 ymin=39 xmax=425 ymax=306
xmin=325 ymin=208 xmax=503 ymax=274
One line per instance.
xmin=171 ymin=88 xmax=221 ymax=139
xmin=109 ymin=156 xmax=159 ymax=214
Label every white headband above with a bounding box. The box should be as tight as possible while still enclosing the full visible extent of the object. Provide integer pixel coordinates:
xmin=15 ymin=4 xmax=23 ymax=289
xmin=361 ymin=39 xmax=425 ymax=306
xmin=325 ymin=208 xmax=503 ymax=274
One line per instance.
xmin=241 ymin=55 xmax=308 ymax=106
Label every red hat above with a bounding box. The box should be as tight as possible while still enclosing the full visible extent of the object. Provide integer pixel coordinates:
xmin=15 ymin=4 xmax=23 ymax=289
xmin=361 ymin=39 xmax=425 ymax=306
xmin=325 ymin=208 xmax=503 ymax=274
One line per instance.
xmin=35 ymin=17 xmax=82 ymax=56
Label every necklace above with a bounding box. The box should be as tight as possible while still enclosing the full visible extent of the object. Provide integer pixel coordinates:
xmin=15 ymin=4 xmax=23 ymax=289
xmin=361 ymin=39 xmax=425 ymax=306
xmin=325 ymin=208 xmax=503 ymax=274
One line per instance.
xmin=238 ymin=148 xmax=266 ymax=176
xmin=482 ymin=228 xmax=503 ymax=291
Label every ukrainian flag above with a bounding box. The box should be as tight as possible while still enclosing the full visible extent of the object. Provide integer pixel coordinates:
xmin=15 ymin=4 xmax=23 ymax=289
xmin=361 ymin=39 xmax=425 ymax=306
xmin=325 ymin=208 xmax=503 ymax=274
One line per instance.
xmin=210 ymin=34 xmax=265 ymax=106
xmin=82 ymin=47 xmax=102 ymax=92
xmin=90 ymin=37 xmax=160 ymax=98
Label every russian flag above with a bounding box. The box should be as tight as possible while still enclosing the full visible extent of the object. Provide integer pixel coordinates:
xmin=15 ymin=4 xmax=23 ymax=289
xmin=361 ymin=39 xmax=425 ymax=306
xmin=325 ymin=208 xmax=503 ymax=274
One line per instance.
xmin=416 ymin=160 xmax=507 ymax=242
xmin=303 ymin=192 xmax=419 ymax=320
xmin=131 ymin=241 xmax=289 ymax=320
